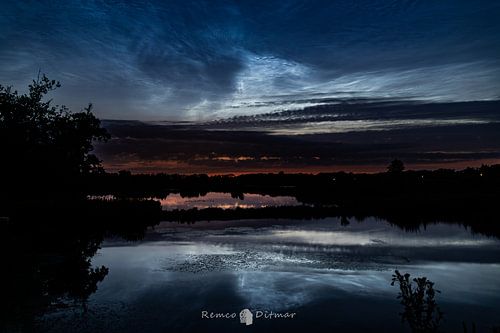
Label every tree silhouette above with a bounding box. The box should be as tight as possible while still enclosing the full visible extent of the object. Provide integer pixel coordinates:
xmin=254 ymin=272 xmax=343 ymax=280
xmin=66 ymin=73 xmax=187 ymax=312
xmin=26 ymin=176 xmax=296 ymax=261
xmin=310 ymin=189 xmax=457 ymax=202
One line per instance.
xmin=0 ymin=75 xmax=109 ymax=192
xmin=387 ymin=159 xmax=405 ymax=174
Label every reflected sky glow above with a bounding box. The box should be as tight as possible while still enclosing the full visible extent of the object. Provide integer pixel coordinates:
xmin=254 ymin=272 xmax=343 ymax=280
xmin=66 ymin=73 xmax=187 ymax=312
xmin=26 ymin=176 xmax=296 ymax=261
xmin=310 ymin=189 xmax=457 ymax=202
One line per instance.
xmin=263 ymin=229 xmax=498 ymax=247
xmin=45 ymin=217 xmax=500 ymax=332
xmin=159 ymin=193 xmax=299 ymax=210
xmin=94 ymin=218 xmax=500 ymax=308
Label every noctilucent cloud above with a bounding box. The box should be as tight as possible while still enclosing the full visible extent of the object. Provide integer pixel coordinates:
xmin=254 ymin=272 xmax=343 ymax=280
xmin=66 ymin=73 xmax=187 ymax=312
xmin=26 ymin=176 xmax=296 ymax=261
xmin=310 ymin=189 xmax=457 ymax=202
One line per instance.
xmin=1 ymin=0 xmax=499 ymax=120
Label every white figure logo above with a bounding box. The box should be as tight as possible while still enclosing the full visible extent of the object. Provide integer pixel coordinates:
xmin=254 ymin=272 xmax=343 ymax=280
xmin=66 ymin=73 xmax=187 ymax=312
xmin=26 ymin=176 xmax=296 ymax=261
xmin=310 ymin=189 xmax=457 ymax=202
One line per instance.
xmin=239 ymin=308 xmax=253 ymax=326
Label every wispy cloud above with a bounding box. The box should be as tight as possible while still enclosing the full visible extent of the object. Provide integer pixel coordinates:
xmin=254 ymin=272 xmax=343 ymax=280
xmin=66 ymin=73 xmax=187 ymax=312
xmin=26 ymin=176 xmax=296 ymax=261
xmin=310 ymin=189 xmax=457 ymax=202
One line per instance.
xmin=1 ymin=1 xmax=499 ymax=120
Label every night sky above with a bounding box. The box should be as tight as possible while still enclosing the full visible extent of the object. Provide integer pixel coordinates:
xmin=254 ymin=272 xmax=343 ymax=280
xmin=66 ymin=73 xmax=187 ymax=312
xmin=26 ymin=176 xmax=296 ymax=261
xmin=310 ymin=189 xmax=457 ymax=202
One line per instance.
xmin=2 ymin=1 xmax=500 ymax=172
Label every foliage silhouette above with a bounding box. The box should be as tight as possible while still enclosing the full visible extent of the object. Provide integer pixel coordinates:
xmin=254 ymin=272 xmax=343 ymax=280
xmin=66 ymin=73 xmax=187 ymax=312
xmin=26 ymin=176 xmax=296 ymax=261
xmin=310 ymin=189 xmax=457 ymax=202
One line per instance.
xmin=388 ymin=159 xmax=405 ymax=173
xmin=0 ymin=75 xmax=109 ymax=194
xmin=391 ymin=270 xmax=443 ymax=333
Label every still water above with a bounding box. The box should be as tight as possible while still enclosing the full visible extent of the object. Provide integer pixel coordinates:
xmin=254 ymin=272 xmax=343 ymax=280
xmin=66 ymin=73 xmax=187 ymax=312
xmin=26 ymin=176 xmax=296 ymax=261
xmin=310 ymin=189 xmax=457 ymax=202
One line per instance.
xmin=39 ymin=212 xmax=500 ymax=332
xmin=159 ymin=192 xmax=300 ymax=210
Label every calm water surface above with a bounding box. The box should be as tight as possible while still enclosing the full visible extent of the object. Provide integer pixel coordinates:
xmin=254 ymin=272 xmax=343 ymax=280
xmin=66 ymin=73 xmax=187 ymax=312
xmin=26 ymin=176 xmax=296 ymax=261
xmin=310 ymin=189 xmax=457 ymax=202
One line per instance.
xmin=159 ymin=192 xmax=300 ymax=210
xmin=39 ymin=205 xmax=500 ymax=332
xmin=35 ymin=193 xmax=500 ymax=332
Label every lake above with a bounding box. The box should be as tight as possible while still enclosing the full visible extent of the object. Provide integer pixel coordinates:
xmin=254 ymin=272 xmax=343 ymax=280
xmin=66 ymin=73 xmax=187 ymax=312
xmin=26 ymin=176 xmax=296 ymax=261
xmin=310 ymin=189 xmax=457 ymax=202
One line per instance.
xmin=158 ymin=192 xmax=300 ymax=210
xmin=36 ymin=203 xmax=500 ymax=333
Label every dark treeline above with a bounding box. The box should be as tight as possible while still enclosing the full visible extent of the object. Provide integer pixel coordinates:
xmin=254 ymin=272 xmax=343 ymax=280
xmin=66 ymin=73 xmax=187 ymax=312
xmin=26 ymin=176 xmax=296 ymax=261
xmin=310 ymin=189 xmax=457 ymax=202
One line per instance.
xmin=85 ymin=164 xmax=500 ymax=203
xmin=161 ymin=199 xmax=500 ymax=238
xmin=79 ymin=163 xmax=500 ymax=237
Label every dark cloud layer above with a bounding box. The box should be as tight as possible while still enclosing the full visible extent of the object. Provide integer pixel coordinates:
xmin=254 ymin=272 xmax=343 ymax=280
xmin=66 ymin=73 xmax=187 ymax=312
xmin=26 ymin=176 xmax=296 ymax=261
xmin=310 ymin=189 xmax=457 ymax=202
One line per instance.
xmin=95 ymin=100 xmax=500 ymax=173
xmin=1 ymin=1 xmax=499 ymax=120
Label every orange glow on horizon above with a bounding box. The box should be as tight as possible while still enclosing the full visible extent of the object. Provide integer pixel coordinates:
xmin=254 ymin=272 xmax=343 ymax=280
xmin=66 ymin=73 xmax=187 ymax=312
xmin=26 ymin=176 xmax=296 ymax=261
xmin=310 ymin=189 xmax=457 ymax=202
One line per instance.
xmin=101 ymin=158 xmax=500 ymax=175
